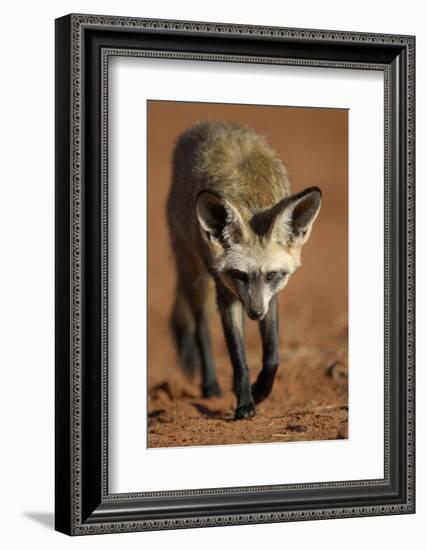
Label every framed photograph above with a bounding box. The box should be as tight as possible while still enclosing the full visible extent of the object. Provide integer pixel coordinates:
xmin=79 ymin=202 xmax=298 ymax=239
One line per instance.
xmin=55 ymin=14 xmax=415 ymax=535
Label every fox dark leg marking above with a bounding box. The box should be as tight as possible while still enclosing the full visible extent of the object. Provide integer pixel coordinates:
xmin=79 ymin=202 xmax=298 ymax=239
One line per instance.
xmin=171 ymin=243 xmax=222 ymax=397
xmin=195 ymin=313 xmax=222 ymax=397
xmin=216 ymin=285 xmax=255 ymax=419
xmin=252 ymin=296 xmax=280 ymax=404
xmin=171 ymin=286 xmax=199 ymax=376
xmin=182 ymin=266 xmax=222 ymax=399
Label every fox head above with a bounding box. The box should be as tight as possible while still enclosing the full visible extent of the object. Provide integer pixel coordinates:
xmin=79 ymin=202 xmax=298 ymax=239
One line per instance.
xmin=196 ymin=187 xmax=321 ymax=320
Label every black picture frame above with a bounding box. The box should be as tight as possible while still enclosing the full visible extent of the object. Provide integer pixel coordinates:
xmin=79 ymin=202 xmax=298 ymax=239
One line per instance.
xmin=55 ymin=13 xmax=415 ymax=535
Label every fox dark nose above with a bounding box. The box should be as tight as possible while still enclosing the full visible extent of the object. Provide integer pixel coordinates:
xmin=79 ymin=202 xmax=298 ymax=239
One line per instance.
xmin=249 ymin=308 xmax=263 ymax=320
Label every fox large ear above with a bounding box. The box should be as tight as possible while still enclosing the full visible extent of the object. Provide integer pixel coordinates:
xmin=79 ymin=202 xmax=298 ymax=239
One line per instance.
xmin=270 ymin=187 xmax=322 ymax=245
xmin=196 ymin=191 xmax=247 ymax=246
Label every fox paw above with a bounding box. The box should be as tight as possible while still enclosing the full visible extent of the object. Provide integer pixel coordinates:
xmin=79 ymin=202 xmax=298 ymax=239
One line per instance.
xmin=252 ymin=382 xmax=270 ymax=405
xmin=202 ymin=381 xmax=222 ymax=398
xmin=235 ymin=402 xmax=256 ymax=420
xmin=251 ymin=367 xmax=278 ymax=404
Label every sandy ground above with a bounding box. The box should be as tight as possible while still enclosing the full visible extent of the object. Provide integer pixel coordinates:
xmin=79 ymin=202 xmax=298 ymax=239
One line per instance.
xmin=147 ymin=101 xmax=348 ymax=448
xmin=148 ymin=325 xmax=348 ymax=447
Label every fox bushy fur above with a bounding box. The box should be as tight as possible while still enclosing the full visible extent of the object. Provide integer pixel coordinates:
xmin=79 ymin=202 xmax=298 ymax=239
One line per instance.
xmin=167 ymin=121 xmax=321 ymax=419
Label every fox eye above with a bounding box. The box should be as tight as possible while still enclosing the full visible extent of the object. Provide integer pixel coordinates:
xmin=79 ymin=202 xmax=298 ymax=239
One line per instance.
xmin=229 ymin=269 xmax=248 ymax=283
xmin=266 ymin=271 xmax=278 ymax=282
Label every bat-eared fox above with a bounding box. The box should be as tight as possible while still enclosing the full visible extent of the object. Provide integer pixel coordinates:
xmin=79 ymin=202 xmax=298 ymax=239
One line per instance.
xmin=166 ymin=121 xmax=321 ymax=420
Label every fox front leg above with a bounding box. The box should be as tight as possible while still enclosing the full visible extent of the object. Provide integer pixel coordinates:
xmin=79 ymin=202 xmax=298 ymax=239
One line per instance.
xmin=252 ymin=296 xmax=280 ymax=404
xmin=216 ymin=287 xmax=255 ymax=420
xmin=195 ymin=313 xmax=222 ymax=398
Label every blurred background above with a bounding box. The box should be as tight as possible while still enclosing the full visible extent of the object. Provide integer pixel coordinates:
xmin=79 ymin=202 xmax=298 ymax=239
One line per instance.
xmin=147 ymin=100 xmax=348 ymax=447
